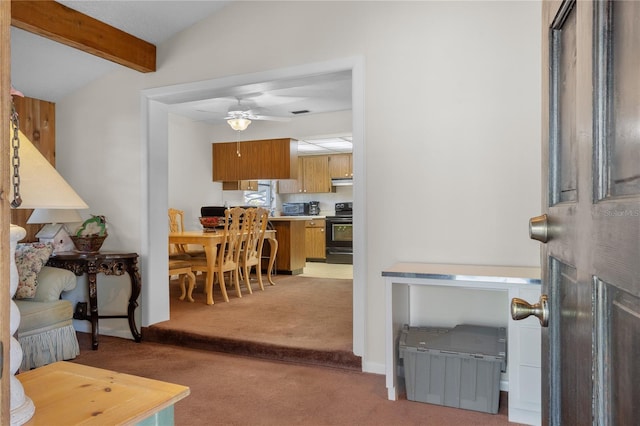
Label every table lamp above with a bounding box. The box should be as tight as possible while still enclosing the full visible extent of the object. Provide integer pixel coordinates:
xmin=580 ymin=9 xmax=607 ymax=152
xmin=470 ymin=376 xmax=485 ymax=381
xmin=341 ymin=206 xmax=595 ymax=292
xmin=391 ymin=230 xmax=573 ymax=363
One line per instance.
xmin=27 ymin=208 xmax=84 ymax=253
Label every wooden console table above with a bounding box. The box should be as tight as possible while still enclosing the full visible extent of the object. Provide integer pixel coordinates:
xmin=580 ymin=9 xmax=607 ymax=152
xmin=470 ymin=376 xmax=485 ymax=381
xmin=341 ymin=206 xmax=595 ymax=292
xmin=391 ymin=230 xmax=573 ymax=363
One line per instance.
xmin=47 ymin=251 xmax=142 ymax=349
xmin=382 ymin=263 xmax=542 ymax=426
xmin=18 ymin=361 xmax=189 ymax=425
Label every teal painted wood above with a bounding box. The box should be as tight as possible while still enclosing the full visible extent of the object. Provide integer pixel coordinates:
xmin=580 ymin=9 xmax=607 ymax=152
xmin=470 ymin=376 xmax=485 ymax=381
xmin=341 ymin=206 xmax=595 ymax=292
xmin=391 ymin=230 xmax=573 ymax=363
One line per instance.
xmin=135 ymin=405 xmax=174 ymax=426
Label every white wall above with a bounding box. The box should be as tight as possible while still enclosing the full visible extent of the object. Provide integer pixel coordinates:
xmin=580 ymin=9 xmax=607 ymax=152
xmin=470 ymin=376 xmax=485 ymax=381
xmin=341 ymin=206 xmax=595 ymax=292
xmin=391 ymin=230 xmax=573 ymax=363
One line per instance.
xmin=55 ymin=1 xmax=541 ymax=371
xmin=168 ymin=113 xmax=224 ymax=230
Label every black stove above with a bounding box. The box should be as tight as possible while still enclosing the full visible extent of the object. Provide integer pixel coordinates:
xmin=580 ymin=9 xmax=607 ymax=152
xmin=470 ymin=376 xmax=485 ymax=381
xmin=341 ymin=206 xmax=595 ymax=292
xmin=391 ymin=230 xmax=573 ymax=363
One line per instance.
xmin=333 ymin=202 xmax=353 ymax=216
xmin=325 ymin=202 xmax=353 ymax=264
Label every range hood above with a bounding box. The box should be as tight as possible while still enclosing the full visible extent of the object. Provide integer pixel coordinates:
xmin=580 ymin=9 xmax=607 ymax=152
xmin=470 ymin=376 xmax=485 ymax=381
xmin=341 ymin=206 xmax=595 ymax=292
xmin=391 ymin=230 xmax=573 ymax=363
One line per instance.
xmin=331 ymin=177 xmax=353 ymax=187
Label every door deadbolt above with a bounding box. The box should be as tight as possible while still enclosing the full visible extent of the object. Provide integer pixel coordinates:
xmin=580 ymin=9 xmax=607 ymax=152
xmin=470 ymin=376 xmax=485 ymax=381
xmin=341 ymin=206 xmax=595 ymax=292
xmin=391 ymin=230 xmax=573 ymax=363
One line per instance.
xmin=511 ymin=294 xmax=549 ymax=327
xmin=529 ymin=214 xmax=549 ymax=243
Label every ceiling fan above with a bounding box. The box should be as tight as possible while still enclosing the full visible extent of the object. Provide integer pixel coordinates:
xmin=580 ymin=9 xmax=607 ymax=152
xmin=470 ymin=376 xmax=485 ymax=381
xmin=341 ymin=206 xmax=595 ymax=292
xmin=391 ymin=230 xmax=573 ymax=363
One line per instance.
xmin=195 ymin=95 xmax=293 ymax=131
xmin=224 ymin=98 xmax=291 ymax=131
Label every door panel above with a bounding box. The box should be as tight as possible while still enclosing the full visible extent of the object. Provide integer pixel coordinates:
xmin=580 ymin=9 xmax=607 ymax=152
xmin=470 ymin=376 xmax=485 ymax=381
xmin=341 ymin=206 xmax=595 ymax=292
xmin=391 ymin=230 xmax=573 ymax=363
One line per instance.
xmin=607 ymin=1 xmax=640 ymax=197
xmin=548 ymin=259 xmax=592 ymax=425
xmin=539 ymin=1 xmax=640 ymax=425
xmin=554 ymin=2 xmax=578 ymax=204
xmin=608 ymin=287 xmax=640 ymax=424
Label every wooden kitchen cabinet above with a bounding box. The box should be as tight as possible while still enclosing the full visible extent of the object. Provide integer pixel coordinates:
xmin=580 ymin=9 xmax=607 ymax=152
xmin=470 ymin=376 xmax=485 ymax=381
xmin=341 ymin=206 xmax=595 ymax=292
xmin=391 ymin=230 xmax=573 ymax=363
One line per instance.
xmin=212 ymin=138 xmax=298 ymax=181
xmin=305 ymin=219 xmax=326 ymax=261
xmin=222 ymin=180 xmax=259 ymax=191
xmin=277 ymin=159 xmax=303 ymax=193
xmin=302 ymin=156 xmax=331 ymax=193
xmin=278 ymin=155 xmax=332 ymax=194
xmin=328 ymin=153 xmax=352 ymax=178
xmin=262 ymin=219 xmax=306 ymax=274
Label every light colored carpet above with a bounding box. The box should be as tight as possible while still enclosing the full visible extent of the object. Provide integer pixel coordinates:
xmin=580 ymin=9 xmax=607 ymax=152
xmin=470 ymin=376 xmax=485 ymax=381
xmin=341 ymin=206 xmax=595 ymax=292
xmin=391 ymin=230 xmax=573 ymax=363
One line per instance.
xmin=72 ymin=333 xmax=518 ymax=426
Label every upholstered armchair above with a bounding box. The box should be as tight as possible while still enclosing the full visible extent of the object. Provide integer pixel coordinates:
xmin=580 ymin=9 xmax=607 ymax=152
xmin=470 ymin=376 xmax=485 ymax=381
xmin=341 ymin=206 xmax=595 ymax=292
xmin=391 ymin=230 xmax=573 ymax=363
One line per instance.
xmin=13 ymin=243 xmax=80 ymax=371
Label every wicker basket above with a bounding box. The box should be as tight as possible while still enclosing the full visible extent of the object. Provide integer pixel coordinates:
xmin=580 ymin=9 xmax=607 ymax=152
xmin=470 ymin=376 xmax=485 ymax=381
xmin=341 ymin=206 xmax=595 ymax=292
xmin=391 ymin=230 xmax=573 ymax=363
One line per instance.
xmin=70 ymin=235 xmax=107 ymax=252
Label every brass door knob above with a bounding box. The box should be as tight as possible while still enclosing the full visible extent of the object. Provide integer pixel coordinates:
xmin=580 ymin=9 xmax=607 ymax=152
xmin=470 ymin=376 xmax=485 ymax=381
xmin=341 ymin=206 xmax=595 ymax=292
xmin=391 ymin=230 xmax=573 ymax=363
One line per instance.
xmin=511 ymin=295 xmax=549 ymax=327
xmin=529 ymin=214 xmax=549 ymax=243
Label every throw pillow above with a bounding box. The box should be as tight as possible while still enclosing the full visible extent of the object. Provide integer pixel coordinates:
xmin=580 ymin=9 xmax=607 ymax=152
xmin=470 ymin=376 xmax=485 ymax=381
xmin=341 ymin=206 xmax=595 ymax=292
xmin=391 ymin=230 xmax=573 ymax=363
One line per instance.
xmin=14 ymin=242 xmax=53 ymax=299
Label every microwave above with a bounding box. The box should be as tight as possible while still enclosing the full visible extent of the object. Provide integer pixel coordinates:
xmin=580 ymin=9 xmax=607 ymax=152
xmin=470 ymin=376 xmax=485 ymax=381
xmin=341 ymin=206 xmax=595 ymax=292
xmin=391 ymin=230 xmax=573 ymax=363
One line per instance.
xmin=282 ymin=202 xmax=310 ymax=216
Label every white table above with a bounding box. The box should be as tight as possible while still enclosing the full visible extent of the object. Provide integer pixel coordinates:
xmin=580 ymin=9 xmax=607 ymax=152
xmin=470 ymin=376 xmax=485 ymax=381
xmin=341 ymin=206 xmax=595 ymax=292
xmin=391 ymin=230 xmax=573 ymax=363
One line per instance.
xmin=383 ymin=262 xmax=542 ymax=426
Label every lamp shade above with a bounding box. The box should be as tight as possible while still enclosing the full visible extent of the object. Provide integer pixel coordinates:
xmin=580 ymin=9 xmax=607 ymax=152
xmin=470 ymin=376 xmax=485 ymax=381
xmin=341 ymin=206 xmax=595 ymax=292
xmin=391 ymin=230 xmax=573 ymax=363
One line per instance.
xmin=27 ymin=208 xmax=83 ymax=224
xmin=227 ymin=117 xmax=251 ymax=131
xmin=9 ymin=126 xmax=89 ymax=209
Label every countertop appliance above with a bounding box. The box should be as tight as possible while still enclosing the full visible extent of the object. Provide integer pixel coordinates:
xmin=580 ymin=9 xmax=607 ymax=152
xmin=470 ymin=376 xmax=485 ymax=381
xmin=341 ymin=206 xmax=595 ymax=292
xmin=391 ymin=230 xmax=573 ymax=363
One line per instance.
xmin=309 ymin=201 xmax=320 ymax=215
xmin=282 ymin=202 xmax=310 ymax=216
xmin=325 ymin=202 xmax=353 ymax=264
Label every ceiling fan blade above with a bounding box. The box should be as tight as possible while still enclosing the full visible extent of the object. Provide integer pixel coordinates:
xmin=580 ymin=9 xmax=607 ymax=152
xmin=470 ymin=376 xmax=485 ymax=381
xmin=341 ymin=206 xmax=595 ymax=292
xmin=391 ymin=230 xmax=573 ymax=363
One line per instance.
xmin=250 ymin=115 xmax=292 ymax=122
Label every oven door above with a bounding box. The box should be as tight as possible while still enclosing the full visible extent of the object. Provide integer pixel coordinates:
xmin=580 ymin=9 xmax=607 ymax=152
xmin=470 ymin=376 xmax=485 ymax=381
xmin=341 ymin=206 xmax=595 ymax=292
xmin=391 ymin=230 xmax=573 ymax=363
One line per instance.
xmin=325 ymin=216 xmax=353 ymax=264
xmin=325 ymin=217 xmax=353 ymax=247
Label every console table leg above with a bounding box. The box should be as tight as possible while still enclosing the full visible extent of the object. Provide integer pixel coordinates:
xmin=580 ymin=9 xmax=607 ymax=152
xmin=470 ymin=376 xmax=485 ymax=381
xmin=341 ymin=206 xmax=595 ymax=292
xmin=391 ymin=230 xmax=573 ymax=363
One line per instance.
xmin=87 ymin=271 xmax=99 ymax=350
xmin=127 ymin=263 xmax=142 ymax=342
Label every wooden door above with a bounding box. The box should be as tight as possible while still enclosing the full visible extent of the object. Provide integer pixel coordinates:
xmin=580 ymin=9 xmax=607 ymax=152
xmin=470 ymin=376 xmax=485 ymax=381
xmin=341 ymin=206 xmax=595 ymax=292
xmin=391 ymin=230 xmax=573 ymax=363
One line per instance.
xmin=278 ymin=160 xmax=303 ymax=194
xmin=212 ymin=142 xmax=240 ymax=181
xmin=305 ymin=219 xmax=325 ymax=260
xmin=328 ymin=153 xmax=352 ymax=178
xmin=525 ymin=1 xmax=640 ymax=424
xmin=302 ymin=156 xmax=330 ymax=193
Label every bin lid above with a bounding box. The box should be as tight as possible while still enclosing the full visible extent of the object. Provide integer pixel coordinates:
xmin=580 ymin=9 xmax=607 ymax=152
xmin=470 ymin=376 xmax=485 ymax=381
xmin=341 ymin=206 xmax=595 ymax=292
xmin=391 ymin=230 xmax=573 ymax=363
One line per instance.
xmin=399 ymin=324 xmax=506 ymax=361
xmin=398 ymin=325 xmax=451 ymax=352
xmin=427 ymin=324 xmax=506 ymax=360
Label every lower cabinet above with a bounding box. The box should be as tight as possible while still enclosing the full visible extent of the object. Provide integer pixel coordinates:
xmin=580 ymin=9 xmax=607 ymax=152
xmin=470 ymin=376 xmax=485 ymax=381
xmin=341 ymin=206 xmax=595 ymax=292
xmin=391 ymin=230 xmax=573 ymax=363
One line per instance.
xmin=305 ymin=219 xmax=326 ymax=261
xmin=263 ymin=220 xmax=306 ymax=274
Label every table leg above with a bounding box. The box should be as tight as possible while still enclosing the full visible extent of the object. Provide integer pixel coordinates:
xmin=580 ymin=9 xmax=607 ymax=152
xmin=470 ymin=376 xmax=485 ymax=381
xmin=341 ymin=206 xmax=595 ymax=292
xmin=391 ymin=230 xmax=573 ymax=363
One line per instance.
xmin=266 ymin=237 xmax=278 ymax=286
xmin=126 ymin=260 xmax=142 ymax=342
xmin=386 ymin=281 xmax=410 ymax=400
xmin=86 ymin=264 xmax=100 ymax=350
xmin=204 ymin=244 xmax=220 ymax=305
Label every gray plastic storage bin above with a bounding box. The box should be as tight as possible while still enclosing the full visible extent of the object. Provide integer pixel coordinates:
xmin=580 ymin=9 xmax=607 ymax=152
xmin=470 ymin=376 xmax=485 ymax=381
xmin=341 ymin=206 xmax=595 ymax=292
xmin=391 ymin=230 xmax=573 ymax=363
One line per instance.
xmin=398 ymin=324 xmax=507 ymax=414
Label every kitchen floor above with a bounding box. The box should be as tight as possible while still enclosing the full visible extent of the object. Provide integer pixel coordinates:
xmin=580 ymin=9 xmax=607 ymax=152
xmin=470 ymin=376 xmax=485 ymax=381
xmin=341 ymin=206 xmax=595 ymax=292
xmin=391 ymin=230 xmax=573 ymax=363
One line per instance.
xmin=300 ymin=261 xmax=353 ymax=279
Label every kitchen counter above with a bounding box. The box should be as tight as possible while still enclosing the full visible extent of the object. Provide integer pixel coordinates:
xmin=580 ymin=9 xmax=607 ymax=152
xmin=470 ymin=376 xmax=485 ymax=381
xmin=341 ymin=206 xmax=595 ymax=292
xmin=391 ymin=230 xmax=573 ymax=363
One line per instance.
xmin=265 ymin=217 xmax=327 ymax=273
xmin=269 ymin=215 xmax=325 ymax=221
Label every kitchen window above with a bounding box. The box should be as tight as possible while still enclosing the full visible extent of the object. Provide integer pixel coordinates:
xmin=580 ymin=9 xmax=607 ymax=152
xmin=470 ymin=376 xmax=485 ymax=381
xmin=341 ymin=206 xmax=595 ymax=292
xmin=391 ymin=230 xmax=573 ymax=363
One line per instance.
xmin=244 ymin=180 xmax=274 ymax=212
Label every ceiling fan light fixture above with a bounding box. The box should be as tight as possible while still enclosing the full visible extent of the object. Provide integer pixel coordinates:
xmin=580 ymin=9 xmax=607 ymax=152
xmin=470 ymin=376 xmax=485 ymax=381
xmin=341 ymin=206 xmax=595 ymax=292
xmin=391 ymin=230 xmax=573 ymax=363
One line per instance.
xmin=227 ymin=117 xmax=251 ymax=131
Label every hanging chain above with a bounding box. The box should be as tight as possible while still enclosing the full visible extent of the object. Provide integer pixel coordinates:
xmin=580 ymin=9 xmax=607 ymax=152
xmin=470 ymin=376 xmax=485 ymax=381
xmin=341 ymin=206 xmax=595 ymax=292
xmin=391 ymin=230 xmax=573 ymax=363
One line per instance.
xmin=10 ymin=101 xmax=22 ymax=208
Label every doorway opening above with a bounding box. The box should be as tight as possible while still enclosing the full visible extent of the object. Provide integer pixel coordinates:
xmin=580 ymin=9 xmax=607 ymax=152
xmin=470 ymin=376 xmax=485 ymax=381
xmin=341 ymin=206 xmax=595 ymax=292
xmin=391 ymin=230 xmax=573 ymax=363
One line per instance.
xmin=142 ymin=57 xmax=366 ymax=358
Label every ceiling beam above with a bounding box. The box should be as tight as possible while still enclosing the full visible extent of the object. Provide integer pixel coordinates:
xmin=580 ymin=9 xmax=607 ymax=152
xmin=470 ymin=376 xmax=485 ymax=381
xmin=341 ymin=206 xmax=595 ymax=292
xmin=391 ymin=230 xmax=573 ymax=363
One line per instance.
xmin=11 ymin=0 xmax=156 ymax=73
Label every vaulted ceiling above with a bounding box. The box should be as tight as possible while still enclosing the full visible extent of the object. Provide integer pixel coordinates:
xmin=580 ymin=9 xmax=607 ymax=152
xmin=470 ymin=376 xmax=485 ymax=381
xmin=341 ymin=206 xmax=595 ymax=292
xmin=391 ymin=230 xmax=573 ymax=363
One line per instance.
xmin=10 ymin=1 xmax=352 ymax=152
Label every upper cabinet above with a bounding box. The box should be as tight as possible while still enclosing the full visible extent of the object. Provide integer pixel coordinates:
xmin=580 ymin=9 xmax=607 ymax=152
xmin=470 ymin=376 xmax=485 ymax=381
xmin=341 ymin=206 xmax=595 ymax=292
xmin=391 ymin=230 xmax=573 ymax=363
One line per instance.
xmin=212 ymin=138 xmax=298 ymax=181
xmin=278 ymin=154 xmax=344 ymax=194
xmin=328 ymin=153 xmax=353 ymax=179
xmin=278 ymin=161 xmax=303 ymax=194
xmin=302 ymin=156 xmax=331 ymax=193
xmin=222 ymin=180 xmax=259 ymax=191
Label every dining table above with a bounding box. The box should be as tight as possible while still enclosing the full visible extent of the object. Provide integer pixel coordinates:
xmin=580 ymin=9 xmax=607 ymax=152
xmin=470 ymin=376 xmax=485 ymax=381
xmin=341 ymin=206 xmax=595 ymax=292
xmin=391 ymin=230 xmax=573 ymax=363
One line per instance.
xmin=169 ymin=229 xmax=277 ymax=305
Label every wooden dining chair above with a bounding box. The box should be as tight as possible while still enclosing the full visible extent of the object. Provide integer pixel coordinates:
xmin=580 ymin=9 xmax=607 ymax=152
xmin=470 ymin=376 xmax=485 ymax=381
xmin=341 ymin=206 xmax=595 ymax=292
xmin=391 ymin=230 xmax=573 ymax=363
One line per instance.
xmin=239 ymin=207 xmax=269 ymax=292
xmin=168 ymin=259 xmax=196 ymax=302
xmin=168 ymin=208 xmax=205 ymax=258
xmin=192 ymin=207 xmax=250 ymax=303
